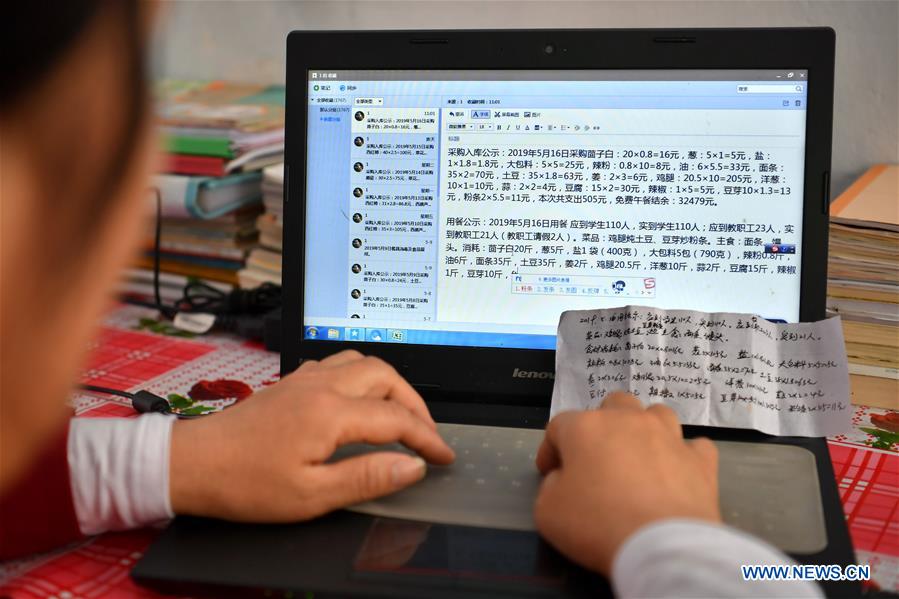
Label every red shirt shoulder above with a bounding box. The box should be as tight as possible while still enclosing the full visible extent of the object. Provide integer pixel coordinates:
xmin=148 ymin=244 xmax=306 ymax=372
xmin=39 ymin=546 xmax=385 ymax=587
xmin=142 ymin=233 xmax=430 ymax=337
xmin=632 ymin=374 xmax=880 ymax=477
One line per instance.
xmin=0 ymin=425 xmax=83 ymax=560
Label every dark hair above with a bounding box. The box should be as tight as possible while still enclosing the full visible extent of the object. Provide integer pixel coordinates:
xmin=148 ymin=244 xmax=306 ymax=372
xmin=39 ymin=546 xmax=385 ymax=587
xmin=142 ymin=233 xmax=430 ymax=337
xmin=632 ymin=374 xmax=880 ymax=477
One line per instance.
xmin=1 ymin=1 xmax=148 ymax=252
xmin=3 ymin=4 xmax=94 ymax=106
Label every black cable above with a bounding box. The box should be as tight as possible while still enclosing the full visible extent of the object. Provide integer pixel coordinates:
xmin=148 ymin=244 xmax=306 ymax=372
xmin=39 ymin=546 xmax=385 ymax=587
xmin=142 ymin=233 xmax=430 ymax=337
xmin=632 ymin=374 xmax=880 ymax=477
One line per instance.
xmin=179 ymin=279 xmax=229 ymax=313
xmin=152 ymin=186 xmax=162 ymax=311
xmin=178 ymin=281 xmax=281 ymax=315
xmin=121 ymin=186 xmax=177 ymax=318
xmin=119 ymin=297 xmax=170 ymax=312
xmin=118 ymin=186 xmax=281 ymax=338
xmin=78 ymin=384 xmax=209 ymax=419
xmin=81 ymin=384 xmax=134 ymax=399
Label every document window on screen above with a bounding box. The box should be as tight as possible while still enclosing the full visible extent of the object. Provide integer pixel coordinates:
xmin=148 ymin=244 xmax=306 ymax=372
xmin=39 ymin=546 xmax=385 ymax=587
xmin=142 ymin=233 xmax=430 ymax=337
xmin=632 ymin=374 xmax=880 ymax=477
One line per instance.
xmin=303 ymin=70 xmax=808 ymax=349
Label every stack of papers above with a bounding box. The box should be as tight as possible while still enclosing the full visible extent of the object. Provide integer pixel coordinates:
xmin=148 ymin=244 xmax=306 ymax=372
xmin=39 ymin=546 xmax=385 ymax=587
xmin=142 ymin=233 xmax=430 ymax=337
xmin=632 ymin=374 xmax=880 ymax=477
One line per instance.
xmin=157 ymin=80 xmax=285 ymax=177
xmin=826 ymin=164 xmax=898 ymax=404
xmin=122 ymin=82 xmax=287 ymax=295
xmin=238 ymin=163 xmax=283 ymax=288
xmin=136 ymin=202 xmax=262 ymax=286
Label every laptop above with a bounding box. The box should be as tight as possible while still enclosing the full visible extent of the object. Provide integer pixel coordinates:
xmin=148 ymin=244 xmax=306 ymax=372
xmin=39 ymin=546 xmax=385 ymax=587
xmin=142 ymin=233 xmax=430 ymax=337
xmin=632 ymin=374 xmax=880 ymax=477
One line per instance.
xmin=133 ymin=28 xmax=857 ymax=597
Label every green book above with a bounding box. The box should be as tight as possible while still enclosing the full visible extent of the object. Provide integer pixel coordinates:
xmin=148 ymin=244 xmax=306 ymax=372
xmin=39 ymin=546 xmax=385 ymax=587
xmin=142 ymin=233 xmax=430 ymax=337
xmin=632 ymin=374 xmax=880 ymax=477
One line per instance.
xmin=164 ymin=136 xmax=234 ymax=158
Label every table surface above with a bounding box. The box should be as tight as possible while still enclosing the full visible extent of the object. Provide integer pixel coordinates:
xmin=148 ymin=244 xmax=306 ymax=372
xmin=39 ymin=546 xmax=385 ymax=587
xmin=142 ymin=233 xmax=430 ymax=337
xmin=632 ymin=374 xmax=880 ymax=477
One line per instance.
xmin=1 ymin=305 xmax=896 ymax=597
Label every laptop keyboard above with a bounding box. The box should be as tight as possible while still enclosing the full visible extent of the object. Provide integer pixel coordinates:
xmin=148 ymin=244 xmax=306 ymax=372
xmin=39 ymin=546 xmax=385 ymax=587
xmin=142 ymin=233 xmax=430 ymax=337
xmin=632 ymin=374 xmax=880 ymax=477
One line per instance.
xmin=333 ymin=422 xmax=827 ymax=553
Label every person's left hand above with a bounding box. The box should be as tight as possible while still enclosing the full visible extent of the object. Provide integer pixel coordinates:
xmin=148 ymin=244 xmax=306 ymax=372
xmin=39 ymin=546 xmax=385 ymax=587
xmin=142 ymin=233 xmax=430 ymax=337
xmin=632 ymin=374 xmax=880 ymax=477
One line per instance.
xmin=169 ymin=350 xmax=455 ymax=522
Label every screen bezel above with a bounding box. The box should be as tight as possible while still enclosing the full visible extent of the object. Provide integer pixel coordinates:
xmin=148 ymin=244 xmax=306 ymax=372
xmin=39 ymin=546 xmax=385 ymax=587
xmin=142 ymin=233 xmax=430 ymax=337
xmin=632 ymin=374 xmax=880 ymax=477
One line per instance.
xmin=282 ymin=28 xmax=835 ymax=406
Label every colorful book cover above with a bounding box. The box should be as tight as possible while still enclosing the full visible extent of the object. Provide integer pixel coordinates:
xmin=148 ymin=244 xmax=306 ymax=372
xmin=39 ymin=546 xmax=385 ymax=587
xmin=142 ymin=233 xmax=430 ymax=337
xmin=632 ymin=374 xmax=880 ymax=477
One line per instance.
xmin=156 ymin=80 xmax=286 ymax=133
xmin=164 ymin=136 xmax=234 ymax=158
xmin=164 ymin=154 xmax=227 ymax=177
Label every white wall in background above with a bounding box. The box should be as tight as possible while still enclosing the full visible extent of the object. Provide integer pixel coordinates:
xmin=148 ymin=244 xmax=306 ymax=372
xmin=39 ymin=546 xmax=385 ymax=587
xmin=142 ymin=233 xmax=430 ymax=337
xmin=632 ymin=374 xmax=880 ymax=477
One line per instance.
xmin=152 ymin=0 xmax=899 ymax=195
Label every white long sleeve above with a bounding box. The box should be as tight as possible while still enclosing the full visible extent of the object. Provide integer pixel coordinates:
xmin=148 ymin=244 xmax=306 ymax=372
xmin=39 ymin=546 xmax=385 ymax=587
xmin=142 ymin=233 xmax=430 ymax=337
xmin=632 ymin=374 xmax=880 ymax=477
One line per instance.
xmin=612 ymin=519 xmax=823 ymax=598
xmin=67 ymin=414 xmax=175 ymax=535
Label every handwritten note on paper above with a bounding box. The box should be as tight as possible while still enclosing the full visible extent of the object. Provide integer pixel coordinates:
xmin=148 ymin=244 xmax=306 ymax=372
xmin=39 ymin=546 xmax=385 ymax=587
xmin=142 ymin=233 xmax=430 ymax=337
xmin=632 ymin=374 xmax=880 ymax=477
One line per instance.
xmin=551 ymin=306 xmax=851 ymax=437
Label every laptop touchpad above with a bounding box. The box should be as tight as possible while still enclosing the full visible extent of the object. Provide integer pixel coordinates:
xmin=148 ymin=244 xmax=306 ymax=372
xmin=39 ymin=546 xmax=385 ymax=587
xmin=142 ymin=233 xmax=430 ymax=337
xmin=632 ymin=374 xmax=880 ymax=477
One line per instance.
xmin=716 ymin=440 xmax=827 ymax=554
xmin=330 ymin=423 xmax=826 ymax=554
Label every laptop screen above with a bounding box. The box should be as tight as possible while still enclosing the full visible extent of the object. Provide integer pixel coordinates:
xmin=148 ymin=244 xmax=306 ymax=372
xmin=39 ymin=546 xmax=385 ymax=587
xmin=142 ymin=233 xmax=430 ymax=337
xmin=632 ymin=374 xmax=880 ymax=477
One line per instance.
xmin=302 ymin=69 xmax=808 ymax=349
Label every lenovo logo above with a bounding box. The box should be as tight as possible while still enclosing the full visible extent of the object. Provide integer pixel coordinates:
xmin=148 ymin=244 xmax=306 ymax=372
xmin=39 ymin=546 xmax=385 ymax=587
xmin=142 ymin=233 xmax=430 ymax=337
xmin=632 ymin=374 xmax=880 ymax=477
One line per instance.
xmin=512 ymin=368 xmax=555 ymax=380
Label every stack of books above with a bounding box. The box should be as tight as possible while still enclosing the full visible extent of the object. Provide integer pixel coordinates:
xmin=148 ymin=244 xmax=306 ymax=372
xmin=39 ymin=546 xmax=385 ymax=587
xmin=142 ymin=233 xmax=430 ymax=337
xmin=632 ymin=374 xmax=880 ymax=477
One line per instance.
xmin=136 ymin=181 xmax=264 ymax=285
xmin=238 ymin=163 xmax=284 ymax=288
xmin=158 ymin=80 xmax=285 ymax=177
xmin=827 ymin=164 xmax=899 ymax=407
xmin=126 ymin=82 xmax=285 ymax=293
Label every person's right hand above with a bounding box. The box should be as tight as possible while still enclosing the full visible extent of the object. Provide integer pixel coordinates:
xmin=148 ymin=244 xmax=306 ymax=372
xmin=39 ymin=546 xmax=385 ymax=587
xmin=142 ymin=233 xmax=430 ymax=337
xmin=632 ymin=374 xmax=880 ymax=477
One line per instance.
xmin=169 ymin=350 xmax=454 ymax=522
xmin=533 ymin=392 xmax=720 ymax=576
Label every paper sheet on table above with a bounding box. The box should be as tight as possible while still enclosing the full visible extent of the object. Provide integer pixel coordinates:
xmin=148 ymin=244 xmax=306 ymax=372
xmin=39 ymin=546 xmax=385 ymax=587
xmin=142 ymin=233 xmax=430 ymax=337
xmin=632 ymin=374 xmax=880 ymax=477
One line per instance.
xmin=551 ymin=306 xmax=851 ymax=436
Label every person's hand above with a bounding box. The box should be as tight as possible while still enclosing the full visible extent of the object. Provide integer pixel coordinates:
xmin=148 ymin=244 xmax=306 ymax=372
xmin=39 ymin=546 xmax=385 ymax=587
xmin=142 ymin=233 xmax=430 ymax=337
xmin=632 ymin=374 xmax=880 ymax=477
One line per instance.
xmin=534 ymin=392 xmax=720 ymax=576
xmin=169 ymin=350 xmax=454 ymax=521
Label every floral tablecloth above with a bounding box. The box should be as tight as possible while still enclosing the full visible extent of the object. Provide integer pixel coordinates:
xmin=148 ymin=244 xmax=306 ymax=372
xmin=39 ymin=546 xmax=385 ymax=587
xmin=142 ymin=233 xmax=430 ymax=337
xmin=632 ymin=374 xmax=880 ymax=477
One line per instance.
xmin=1 ymin=305 xmax=896 ymax=597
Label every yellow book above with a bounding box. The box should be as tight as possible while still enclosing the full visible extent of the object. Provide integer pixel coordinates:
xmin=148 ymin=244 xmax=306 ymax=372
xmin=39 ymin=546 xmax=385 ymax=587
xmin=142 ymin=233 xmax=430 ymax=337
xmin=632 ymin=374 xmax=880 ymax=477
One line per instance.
xmin=842 ymin=319 xmax=899 ymax=348
xmin=844 ymin=342 xmax=899 ymax=369
xmin=828 ymin=283 xmax=898 ymax=304
xmin=830 ymin=164 xmax=899 ymax=232
xmin=848 ymin=374 xmax=899 ymax=410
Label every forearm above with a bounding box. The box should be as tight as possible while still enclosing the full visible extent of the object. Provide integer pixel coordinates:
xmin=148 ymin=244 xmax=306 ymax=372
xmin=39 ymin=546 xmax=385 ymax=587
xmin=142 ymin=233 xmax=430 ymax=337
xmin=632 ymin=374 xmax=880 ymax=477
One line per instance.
xmin=612 ymin=519 xmax=823 ymax=598
xmin=168 ymin=413 xmax=229 ymax=517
